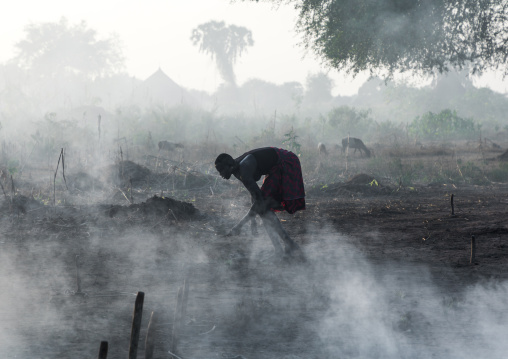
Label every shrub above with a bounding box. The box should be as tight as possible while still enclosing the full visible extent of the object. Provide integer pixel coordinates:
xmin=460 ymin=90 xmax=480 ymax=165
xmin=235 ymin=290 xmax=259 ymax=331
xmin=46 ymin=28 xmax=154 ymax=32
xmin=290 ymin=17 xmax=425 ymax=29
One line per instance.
xmin=408 ymin=109 xmax=478 ymax=140
xmin=327 ymin=106 xmax=375 ymax=139
xmin=487 ymin=163 xmax=508 ymax=183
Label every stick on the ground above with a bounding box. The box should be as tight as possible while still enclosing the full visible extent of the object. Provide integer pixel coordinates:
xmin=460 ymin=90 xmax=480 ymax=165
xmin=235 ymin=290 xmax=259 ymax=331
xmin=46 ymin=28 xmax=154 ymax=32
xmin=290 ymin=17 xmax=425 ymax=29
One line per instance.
xmin=53 ymin=149 xmax=66 ymax=206
xmin=61 ymin=148 xmax=68 ymax=190
xmin=470 ymin=235 xmax=476 ymax=265
xmin=129 ymin=178 xmax=133 ymax=204
xmin=75 ymin=255 xmax=83 ymax=294
xmin=0 ymin=180 xmax=7 ymax=201
xmin=10 ymin=175 xmax=15 ymax=197
xmin=97 ymin=341 xmax=108 ymax=359
xmin=181 ymin=279 xmax=189 ymax=324
xmin=170 ymin=284 xmax=186 ymax=358
xmin=145 ymin=311 xmax=157 ymax=359
xmin=129 ymin=291 xmax=145 ymax=359
xmin=450 ymin=194 xmax=455 ymax=215
xmin=120 ymin=146 xmax=124 ymax=179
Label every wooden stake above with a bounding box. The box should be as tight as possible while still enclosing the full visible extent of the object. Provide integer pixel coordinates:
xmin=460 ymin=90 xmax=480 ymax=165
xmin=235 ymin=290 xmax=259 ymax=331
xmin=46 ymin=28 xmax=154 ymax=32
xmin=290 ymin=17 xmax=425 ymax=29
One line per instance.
xmin=97 ymin=341 xmax=108 ymax=359
xmin=75 ymin=255 xmax=83 ymax=294
xmin=170 ymin=286 xmax=184 ymax=357
xmin=53 ymin=149 xmax=68 ymax=206
xmin=0 ymin=180 xmax=7 ymax=201
xmin=61 ymin=148 xmax=68 ymax=190
xmin=470 ymin=235 xmax=476 ymax=265
xmin=10 ymin=175 xmax=15 ymax=196
xmin=181 ymin=279 xmax=189 ymax=323
xmin=451 ymin=194 xmax=455 ymax=215
xmin=129 ymin=178 xmax=133 ymax=204
xmin=129 ymin=291 xmax=145 ymax=359
xmin=145 ymin=311 xmax=157 ymax=359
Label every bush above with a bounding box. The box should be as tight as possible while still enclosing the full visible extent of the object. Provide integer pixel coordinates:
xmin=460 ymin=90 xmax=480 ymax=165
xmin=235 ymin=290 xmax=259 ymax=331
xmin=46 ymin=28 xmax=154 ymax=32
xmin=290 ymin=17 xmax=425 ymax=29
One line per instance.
xmin=408 ymin=109 xmax=478 ymax=140
xmin=327 ymin=106 xmax=375 ymax=139
xmin=487 ymin=163 xmax=508 ymax=183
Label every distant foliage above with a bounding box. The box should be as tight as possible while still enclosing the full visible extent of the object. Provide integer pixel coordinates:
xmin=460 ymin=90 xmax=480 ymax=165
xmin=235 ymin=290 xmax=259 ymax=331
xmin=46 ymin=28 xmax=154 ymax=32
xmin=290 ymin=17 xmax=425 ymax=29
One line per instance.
xmin=327 ymin=106 xmax=375 ymax=137
xmin=304 ymin=72 xmax=333 ymax=103
xmin=260 ymin=0 xmax=508 ymax=76
xmin=13 ymin=17 xmax=124 ymax=79
xmin=191 ymin=21 xmax=253 ymax=86
xmin=282 ymin=127 xmax=302 ymax=156
xmin=408 ymin=109 xmax=478 ymax=140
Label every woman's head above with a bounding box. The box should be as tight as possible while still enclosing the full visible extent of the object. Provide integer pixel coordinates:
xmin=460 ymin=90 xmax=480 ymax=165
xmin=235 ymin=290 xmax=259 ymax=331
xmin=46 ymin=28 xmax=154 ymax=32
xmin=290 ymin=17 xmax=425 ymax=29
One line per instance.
xmin=215 ymin=153 xmax=235 ymax=179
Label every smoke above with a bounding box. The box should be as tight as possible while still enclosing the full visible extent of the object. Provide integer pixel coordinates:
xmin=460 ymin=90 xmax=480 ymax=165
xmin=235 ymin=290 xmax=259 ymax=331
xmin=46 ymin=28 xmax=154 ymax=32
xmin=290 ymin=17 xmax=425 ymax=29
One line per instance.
xmin=1 ymin=206 xmax=508 ymax=359
xmin=303 ymin=229 xmax=508 ymax=359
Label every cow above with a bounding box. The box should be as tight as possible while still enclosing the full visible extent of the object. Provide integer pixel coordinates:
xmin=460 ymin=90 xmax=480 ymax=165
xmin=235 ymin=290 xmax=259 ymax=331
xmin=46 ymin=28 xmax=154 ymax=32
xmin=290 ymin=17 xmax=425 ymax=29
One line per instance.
xmin=341 ymin=137 xmax=371 ymax=157
xmin=317 ymin=142 xmax=328 ymax=156
xmin=158 ymin=141 xmax=184 ymax=152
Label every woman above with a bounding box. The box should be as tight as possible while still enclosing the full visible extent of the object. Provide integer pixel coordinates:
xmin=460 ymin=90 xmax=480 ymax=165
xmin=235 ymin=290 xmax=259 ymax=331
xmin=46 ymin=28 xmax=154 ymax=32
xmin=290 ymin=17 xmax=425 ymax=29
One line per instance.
xmin=215 ymin=147 xmax=305 ymax=257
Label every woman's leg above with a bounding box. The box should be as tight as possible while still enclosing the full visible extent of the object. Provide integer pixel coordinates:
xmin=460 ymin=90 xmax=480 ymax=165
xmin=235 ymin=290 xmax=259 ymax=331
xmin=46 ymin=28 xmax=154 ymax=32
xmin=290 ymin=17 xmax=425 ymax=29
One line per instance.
xmin=261 ymin=211 xmax=300 ymax=255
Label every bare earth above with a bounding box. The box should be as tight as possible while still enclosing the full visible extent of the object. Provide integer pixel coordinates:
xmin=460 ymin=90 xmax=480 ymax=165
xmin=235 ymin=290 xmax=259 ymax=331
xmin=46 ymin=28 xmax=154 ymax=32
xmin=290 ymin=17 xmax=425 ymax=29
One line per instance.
xmin=1 ymin=146 xmax=507 ymax=359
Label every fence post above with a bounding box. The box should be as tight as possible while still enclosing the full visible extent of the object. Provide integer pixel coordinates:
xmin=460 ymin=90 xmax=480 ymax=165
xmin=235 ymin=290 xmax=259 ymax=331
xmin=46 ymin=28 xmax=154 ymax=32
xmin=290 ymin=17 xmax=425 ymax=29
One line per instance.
xmin=470 ymin=235 xmax=476 ymax=265
xmin=170 ymin=280 xmax=189 ymax=358
xmin=97 ymin=341 xmax=108 ymax=359
xmin=128 ymin=291 xmax=145 ymax=359
xmin=145 ymin=311 xmax=157 ymax=359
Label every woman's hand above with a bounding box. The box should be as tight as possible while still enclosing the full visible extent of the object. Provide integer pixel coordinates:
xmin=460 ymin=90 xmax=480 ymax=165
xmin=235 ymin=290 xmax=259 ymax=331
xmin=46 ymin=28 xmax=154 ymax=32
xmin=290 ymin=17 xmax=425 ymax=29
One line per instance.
xmin=252 ymin=199 xmax=268 ymax=216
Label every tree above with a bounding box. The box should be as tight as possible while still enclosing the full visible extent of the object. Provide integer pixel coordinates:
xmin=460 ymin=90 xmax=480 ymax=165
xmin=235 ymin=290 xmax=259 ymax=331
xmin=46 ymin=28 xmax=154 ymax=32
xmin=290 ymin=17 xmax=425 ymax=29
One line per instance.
xmin=250 ymin=0 xmax=508 ymax=77
xmin=305 ymin=72 xmax=333 ymax=103
xmin=12 ymin=17 xmax=125 ymax=79
xmin=191 ymin=21 xmax=254 ymax=86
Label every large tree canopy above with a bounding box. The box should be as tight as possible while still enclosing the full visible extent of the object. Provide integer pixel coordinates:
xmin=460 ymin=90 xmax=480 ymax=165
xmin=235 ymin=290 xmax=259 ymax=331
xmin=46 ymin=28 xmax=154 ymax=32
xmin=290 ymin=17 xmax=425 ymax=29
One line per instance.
xmin=250 ymin=0 xmax=508 ymax=77
xmin=191 ymin=21 xmax=254 ymax=86
xmin=13 ymin=17 xmax=125 ymax=79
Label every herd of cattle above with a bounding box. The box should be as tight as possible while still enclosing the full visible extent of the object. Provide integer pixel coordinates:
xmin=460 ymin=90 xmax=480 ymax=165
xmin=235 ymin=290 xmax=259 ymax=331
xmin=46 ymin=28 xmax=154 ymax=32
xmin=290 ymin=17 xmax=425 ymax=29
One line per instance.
xmin=157 ymin=138 xmax=372 ymax=158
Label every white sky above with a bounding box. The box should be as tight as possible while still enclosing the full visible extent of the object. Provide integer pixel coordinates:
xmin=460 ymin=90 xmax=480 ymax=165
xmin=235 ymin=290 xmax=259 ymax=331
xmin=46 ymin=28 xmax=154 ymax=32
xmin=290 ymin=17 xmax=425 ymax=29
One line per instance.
xmin=0 ymin=0 xmax=507 ymax=96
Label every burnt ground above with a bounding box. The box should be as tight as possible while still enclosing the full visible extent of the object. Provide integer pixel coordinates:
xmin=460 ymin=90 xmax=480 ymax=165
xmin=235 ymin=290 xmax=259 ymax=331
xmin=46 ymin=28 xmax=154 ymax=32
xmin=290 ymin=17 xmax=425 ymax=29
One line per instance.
xmin=1 ymin=150 xmax=508 ymax=359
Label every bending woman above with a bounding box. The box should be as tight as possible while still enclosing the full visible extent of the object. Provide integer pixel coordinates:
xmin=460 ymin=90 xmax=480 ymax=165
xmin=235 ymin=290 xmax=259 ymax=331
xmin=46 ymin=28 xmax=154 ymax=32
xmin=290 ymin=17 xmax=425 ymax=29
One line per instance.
xmin=215 ymin=147 xmax=305 ymax=257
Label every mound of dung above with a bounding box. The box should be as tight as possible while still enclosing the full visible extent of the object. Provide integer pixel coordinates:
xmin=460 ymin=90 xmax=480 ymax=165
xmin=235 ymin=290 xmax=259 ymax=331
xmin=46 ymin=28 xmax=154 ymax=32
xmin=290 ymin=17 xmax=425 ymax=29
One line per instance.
xmin=310 ymin=173 xmax=391 ymax=196
xmin=0 ymin=194 xmax=44 ymax=215
xmin=346 ymin=173 xmax=377 ymax=185
xmin=104 ymin=195 xmax=197 ymax=220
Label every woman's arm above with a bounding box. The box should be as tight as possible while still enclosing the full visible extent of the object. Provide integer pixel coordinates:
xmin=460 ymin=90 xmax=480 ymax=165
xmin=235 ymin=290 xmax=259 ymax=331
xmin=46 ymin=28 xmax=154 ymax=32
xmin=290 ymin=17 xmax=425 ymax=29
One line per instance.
xmin=226 ymin=154 xmax=266 ymax=236
xmin=236 ymin=154 xmax=263 ymax=201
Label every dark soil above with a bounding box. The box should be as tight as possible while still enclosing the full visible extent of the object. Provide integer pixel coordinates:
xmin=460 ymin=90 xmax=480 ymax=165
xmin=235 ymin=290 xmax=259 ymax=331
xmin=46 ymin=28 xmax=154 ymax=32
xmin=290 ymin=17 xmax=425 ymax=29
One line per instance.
xmin=102 ymin=195 xmax=198 ymax=219
xmin=1 ymin=153 xmax=508 ymax=359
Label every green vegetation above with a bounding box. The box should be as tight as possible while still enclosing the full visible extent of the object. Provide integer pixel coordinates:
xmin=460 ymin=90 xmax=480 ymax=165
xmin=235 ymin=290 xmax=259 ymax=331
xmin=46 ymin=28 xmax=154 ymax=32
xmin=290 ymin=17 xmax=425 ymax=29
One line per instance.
xmin=408 ymin=110 xmax=478 ymax=140
xmin=191 ymin=21 xmax=253 ymax=86
xmin=487 ymin=163 xmax=508 ymax=183
xmin=327 ymin=106 xmax=374 ymax=137
xmin=282 ymin=127 xmax=302 ymax=156
xmin=252 ymin=0 xmax=508 ymax=77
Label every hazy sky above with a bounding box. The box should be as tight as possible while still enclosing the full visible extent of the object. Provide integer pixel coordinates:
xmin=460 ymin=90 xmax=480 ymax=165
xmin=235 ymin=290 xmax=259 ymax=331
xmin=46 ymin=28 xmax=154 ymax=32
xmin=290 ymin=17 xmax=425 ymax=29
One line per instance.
xmin=1 ymin=0 xmax=506 ymax=95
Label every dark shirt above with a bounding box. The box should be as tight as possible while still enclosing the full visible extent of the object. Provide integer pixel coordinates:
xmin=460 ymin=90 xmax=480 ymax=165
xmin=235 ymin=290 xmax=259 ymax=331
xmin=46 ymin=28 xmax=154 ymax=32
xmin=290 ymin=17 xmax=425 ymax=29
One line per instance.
xmin=234 ymin=147 xmax=278 ymax=181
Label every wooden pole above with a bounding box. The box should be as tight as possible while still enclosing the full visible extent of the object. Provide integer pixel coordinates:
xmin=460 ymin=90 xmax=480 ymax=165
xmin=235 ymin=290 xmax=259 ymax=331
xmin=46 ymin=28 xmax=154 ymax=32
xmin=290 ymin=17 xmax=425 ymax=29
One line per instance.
xmin=129 ymin=178 xmax=133 ymax=204
xmin=170 ymin=280 xmax=190 ymax=358
xmin=470 ymin=235 xmax=476 ymax=265
xmin=145 ymin=311 xmax=157 ymax=359
xmin=75 ymin=255 xmax=83 ymax=294
xmin=181 ymin=279 xmax=189 ymax=323
xmin=97 ymin=341 xmax=108 ymax=359
xmin=128 ymin=291 xmax=145 ymax=359
xmin=170 ymin=286 xmax=184 ymax=357
xmin=450 ymin=194 xmax=455 ymax=215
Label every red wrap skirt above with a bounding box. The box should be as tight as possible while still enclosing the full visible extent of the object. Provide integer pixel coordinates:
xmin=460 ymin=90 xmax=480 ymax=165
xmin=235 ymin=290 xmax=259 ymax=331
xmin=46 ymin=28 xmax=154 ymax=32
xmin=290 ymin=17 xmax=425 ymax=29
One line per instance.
xmin=260 ymin=148 xmax=306 ymax=214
